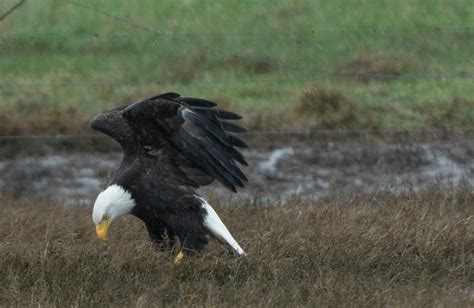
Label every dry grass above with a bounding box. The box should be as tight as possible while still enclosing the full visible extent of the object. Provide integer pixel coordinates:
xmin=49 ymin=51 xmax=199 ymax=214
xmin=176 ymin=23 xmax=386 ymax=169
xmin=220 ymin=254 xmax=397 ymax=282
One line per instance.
xmin=216 ymin=55 xmax=276 ymax=74
xmin=427 ymin=97 xmax=474 ymax=128
xmin=0 ymin=99 xmax=89 ymax=135
xmin=294 ymin=84 xmax=358 ymax=129
xmin=0 ymin=185 xmax=473 ymax=306
xmin=337 ymin=53 xmax=410 ymax=82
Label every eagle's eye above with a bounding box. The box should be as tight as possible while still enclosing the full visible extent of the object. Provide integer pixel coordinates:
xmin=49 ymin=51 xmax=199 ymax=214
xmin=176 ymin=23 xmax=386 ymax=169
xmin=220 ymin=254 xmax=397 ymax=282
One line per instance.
xmin=102 ymin=213 xmax=110 ymax=221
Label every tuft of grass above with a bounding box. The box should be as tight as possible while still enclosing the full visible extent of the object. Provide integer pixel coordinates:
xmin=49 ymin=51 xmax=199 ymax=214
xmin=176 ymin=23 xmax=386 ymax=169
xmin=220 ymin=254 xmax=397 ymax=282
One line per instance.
xmin=216 ymin=55 xmax=277 ymax=74
xmin=294 ymin=83 xmax=358 ymax=129
xmin=292 ymin=82 xmax=474 ymax=131
xmin=337 ymin=52 xmax=411 ymax=82
xmin=0 ymin=185 xmax=472 ymax=306
xmin=427 ymin=96 xmax=474 ymax=128
xmin=0 ymin=102 xmax=88 ymax=135
xmin=159 ymin=52 xmax=209 ymax=84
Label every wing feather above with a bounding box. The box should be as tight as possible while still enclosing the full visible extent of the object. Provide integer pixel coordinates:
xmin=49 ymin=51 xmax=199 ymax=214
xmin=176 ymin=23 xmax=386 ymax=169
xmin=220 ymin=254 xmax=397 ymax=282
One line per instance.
xmin=221 ymin=121 xmax=247 ymax=133
xmin=121 ymin=93 xmax=248 ymax=192
xmin=177 ymin=97 xmax=217 ymax=107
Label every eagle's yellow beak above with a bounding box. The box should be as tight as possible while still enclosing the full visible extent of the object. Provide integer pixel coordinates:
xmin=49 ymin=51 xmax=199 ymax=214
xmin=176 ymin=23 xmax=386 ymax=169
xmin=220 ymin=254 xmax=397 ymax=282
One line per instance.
xmin=96 ymin=219 xmax=111 ymax=241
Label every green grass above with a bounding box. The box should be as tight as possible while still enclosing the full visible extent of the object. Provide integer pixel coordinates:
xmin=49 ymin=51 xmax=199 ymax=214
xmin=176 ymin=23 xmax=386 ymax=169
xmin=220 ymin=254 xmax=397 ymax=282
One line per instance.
xmin=0 ymin=0 xmax=473 ymax=134
xmin=0 ymin=185 xmax=472 ymax=306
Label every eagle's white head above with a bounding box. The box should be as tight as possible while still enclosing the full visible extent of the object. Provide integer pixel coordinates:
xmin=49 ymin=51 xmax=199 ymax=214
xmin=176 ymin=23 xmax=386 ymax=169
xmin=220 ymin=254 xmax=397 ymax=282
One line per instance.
xmin=92 ymin=184 xmax=136 ymax=240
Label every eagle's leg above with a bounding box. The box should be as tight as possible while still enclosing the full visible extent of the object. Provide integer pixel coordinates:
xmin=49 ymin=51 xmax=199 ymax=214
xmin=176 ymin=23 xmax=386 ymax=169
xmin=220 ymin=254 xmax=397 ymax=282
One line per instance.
xmin=172 ymin=234 xmax=207 ymax=265
xmin=172 ymin=236 xmax=185 ymax=265
xmin=174 ymin=250 xmax=185 ymax=265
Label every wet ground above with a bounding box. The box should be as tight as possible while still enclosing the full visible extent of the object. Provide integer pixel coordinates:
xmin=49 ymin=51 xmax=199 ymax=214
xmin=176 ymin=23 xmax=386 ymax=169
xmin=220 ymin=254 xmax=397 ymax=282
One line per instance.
xmin=0 ymin=139 xmax=472 ymax=204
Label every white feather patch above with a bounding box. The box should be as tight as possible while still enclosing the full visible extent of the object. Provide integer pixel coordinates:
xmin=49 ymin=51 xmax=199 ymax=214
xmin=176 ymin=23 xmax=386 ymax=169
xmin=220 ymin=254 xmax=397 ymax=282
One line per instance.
xmin=92 ymin=184 xmax=136 ymax=224
xmin=196 ymin=196 xmax=246 ymax=256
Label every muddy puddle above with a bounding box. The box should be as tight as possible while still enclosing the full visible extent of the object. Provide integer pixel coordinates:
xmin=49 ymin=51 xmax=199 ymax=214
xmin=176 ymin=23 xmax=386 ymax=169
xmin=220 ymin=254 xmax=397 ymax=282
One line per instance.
xmin=0 ymin=140 xmax=472 ymax=204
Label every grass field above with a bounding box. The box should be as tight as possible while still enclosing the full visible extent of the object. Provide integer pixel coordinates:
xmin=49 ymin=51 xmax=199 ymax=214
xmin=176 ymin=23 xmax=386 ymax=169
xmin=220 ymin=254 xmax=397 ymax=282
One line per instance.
xmin=1 ymin=0 xmax=473 ymax=134
xmin=0 ymin=185 xmax=472 ymax=306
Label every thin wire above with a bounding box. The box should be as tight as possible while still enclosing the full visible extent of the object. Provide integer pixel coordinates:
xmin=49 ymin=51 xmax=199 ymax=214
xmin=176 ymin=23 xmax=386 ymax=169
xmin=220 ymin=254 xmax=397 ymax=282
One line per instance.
xmin=0 ymin=134 xmax=103 ymax=140
xmin=2 ymin=71 xmax=474 ymax=89
xmin=0 ymin=0 xmax=27 ymax=22
xmin=244 ymin=127 xmax=474 ymax=136
xmin=56 ymin=2 xmax=474 ymax=37
xmin=0 ymin=127 xmax=473 ymax=141
xmin=2 ymin=25 xmax=473 ymax=39
xmin=66 ymin=0 xmax=162 ymax=36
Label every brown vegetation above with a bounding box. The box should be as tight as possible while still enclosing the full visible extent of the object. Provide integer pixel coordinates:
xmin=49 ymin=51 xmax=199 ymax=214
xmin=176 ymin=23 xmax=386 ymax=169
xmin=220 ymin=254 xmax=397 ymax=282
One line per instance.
xmin=337 ymin=53 xmax=410 ymax=82
xmin=217 ymin=55 xmax=276 ymax=74
xmin=294 ymin=84 xmax=358 ymax=128
xmin=0 ymin=99 xmax=89 ymax=135
xmin=160 ymin=53 xmax=208 ymax=84
xmin=427 ymin=96 xmax=474 ymax=128
xmin=0 ymin=185 xmax=472 ymax=306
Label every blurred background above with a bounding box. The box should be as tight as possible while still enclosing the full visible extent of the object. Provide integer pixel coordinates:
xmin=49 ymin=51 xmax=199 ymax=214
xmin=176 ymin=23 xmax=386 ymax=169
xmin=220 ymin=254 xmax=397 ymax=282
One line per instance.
xmin=0 ymin=0 xmax=473 ymax=202
xmin=0 ymin=2 xmax=473 ymax=306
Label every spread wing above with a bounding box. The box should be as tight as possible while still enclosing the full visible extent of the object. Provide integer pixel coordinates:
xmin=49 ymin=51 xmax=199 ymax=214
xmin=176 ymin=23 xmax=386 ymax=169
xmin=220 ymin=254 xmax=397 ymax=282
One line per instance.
xmin=92 ymin=92 xmax=248 ymax=192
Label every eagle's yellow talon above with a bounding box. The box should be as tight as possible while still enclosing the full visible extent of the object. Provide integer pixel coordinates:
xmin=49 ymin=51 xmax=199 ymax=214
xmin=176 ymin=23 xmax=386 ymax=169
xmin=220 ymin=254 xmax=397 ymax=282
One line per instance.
xmin=174 ymin=250 xmax=185 ymax=265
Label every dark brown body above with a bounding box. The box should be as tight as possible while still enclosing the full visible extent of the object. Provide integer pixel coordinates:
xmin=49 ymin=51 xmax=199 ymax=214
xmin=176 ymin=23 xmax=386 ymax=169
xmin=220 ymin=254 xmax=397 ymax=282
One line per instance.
xmin=90 ymin=92 xmax=248 ymax=251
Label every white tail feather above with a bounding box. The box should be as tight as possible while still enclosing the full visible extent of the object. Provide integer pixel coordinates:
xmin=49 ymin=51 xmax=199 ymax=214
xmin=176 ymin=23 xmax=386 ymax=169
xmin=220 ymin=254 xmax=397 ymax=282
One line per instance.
xmin=196 ymin=196 xmax=246 ymax=256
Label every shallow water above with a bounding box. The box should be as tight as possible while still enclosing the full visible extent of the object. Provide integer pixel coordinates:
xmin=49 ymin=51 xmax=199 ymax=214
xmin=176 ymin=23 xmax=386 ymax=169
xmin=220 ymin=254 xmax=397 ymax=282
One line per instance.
xmin=0 ymin=141 xmax=472 ymax=204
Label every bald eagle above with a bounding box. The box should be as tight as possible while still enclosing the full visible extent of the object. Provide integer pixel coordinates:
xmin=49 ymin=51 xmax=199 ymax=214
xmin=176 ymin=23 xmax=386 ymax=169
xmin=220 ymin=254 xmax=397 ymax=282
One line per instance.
xmin=90 ymin=92 xmax=248 ymax=263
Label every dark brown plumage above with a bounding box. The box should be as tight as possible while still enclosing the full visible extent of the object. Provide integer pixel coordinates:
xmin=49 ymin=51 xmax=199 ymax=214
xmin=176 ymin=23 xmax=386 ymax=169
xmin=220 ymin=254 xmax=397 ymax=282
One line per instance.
xmin=90 ymin=92 xmax=248 ymax=252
